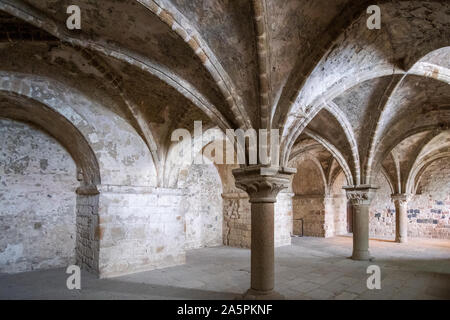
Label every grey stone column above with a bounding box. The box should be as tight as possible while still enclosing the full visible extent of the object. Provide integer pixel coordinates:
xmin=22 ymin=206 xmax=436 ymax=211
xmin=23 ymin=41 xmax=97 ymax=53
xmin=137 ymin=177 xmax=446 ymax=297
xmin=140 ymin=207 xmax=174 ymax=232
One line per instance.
xmin=392 ymin=194 xmax=410 ymax=243
xmin=233 ymin=166 xmax=295 ymax=300
xmin=344 ymin=185 xmax=377 ymax=261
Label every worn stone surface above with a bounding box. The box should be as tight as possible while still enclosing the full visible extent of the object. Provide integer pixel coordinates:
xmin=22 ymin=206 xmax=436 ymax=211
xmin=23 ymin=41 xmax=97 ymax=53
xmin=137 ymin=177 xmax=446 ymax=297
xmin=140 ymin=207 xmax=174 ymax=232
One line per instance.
xmin=293 ymin=196 xmax=326 ymax=237
xmin=222 ymin=193 xmax=251 ymax=248
xmin=330 ymin=172 xmax=349 ymax=236
xmin=222 ymin=191 xmax=292 ymax=249
xmin=370 ymin=158 xmax=450 ymax=240
xmin=0 ymin=1 xmax=449 ymax=291
xmin=181 ymin=163 xmax=223 ymax=250
xmin=1 ymin=236 xmax=449 ymax=300
xmin=408 ymin=158 xmax=450 ymax=239
xmin=0 ymin=119 xmax=78 ymax=273
xmin=96 ymin=186 xmax=185 ymax=278
xmin=369 ymin=173 xmax=396 ymax=238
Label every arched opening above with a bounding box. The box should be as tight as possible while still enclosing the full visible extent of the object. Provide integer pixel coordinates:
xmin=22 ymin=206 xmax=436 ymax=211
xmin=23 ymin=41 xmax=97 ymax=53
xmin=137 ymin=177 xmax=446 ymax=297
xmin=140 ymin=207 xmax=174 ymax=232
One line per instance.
xmin=0 ymin=118 xmax=100 ymax=274
xmin=0 ymin=94 xmax=101 ymax=275
xmin=0 ymin=119 xmax=78 ymax=273
xmin=292 ymin=159 xmax=326 ymax=237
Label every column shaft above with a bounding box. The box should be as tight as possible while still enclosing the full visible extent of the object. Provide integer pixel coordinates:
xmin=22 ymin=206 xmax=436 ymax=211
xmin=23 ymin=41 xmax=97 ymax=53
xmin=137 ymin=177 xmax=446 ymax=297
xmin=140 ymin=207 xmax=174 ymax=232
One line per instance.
xmin=344 ymin=185 xmax=377 ymax=261
xmin=351 ymin=203 xmax=370 ymax=260
xmin=232 ymin=165 xmax=296 ymax=299
xmin=250 ymin=202 xmax=274 ymax=292
xmin=393 ymin=194 xmax=410 ymax=243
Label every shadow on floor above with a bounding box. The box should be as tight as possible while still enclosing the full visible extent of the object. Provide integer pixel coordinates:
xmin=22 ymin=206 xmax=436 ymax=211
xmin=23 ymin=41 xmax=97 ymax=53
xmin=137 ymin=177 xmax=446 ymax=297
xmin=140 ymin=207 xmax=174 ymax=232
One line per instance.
xmin=0 ymin=268 xmax=241 ymax=300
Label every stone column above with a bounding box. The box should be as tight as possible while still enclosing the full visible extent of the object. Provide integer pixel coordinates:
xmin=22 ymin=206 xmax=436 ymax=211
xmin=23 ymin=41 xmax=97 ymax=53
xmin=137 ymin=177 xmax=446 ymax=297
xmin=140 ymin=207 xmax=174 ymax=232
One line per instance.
xmin=344 ymin=185 xmax=377 ymax=261
xmin=233 ymin=165 xmax=296 ymax=300
xmin=392 ymin=194 xmax=410 ymax=243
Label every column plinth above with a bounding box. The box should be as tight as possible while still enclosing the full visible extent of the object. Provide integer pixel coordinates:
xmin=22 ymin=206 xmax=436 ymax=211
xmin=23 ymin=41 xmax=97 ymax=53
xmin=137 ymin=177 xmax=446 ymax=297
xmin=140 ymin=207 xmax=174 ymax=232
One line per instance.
xmin=344 ymin=185 xmax=378 ymax=261
xmin=233 ymin=165 xmax=295 ymax=300
xmin=392 ymin=194 xmax=411 ymax=243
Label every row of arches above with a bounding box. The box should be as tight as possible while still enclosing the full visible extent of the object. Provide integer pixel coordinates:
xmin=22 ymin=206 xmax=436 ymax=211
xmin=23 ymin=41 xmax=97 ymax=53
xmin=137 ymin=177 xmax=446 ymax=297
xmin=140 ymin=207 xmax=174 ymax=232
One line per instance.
xmin=1 ymin=71 xmax=449 ymax=275
xmin=0 ymin=3 xmax=449 ymax=298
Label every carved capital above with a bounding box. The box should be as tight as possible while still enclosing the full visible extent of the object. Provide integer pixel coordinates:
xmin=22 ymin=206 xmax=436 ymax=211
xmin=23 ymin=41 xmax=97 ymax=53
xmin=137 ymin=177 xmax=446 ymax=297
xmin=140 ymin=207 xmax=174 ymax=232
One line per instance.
xmin=391 ymin=193 xmax=411 ymax=206
xmin=232 ymin=165 xmax=296 ymax=203
xmin=343 ymin=185 xmax=378 ymax=206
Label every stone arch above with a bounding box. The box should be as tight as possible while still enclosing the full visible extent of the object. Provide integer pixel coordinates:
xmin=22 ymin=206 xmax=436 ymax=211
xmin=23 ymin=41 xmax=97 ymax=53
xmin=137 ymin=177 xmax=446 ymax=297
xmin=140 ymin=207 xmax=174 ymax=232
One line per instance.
xmin=0 ymin=72 xmax=158 ymax=187
xmin=407 ymin=46 xmax=450 ymax=76
xmin=279 ymin=59 xmax=401 ymax=167
xmin=136 ymin=0 xmax=251 ymax=130
xmin=280 ymin=1 xmax=450 ymax=155
xmin=380 ymin=166 xmax=395 ymax=196
xmin=303 ymin=129 xmax=354 ymax=186
xmin=408 ymin=152 xmax=450 ymax=195
xmin=0 ymin=72 xmax=164 ymax=276
xmin=0 ymin=95 xmax=102 ymax=274
xmin=279 ymin=65 xmax=394 ymax=173
xmin=407 ymin=157 xmax=450 ymax=239
xmin=324 ymin=102 xmax=360 ymax=182
xmin=0 ymin=118 xmax=81 ymax=273
xmin=292 ymin=156 xmax=326 ymax=196
xmin=273 ymin=0 xmax=402 ymax=131
xmin=365 ymin=61 xmax=450 ymax=183
xmin=371 ymin=124 xmax=450 ymax=187
xmin=0 ymin=92 xmax=100 ymax=188
xmin=290 ymin=154 xmax=328 ymax=237
xmin=165 ymin=128 xmax=229 ymax=249
xmin=0 ymin=1 xmax=236 ymax=133
xmin=282 ymin=62 xmax=450 ymax=179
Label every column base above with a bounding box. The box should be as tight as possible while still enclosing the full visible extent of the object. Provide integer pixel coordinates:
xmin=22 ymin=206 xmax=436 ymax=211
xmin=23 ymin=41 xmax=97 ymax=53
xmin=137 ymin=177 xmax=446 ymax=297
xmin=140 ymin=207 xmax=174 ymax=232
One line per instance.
xmin=395 ymin=237 xmax=408 ymax=243
xmin=240 ymin=288 xmax=285 ymax=300
xmin=351 ymin=250 xmax=372 ymax=261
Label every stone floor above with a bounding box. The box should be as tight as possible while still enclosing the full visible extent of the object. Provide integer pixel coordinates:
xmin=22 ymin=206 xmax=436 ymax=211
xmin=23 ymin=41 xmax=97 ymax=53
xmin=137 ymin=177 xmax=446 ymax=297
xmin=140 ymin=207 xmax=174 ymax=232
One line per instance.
xmin=1 ymin=236 xmax=449 ymax=300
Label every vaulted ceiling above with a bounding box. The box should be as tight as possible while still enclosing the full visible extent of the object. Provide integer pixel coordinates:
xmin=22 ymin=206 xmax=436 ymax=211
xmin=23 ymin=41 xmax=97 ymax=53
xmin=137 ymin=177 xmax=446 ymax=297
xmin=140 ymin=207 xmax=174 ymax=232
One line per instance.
xmin=0 ymin=0 xmax=449 ymax=187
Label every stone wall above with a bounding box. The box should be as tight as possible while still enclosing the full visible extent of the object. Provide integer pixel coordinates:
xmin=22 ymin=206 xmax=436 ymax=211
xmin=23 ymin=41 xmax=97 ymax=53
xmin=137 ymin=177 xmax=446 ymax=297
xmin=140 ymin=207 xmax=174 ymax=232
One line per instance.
xmin=369 ymin=158 xmax=450 ymax=239
xmin=182 ymin=163 xmax=223 ymax=250
xmin=222 ymin=192 xmax=293 ymax=249
xmin=290 ymin=168 xmax=349 ymax=238
xmin=369 ymin=173 xmax=395 ymax=239
xmin=408 ymin=158 xmax=450 ymax=239
xmin=75 ymin=192 xmax=100 ymax=274
xmin=293 ymin=195 xmax=325 ymax=237
xmin=329 ymin=195 xmax=348 ymax=236
xmin=275 ymin=192 xmax=294 ymax=246
xmin=330 ymin=172 xmax=349 ymax=236
xmin=222 ymin=193 xmax=251 ymax=248
xmin=0 ymin=119 xmax=78 ymax=273
xmin=291 ymin=182 xmax=348 ymax=238
xmin=218 ymin=164 xmax=292 ymax=248
xmin=97 ymin=186 xmax=185 ymax=278
xmin=291 ymin=158 xmax=329 ymax=237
